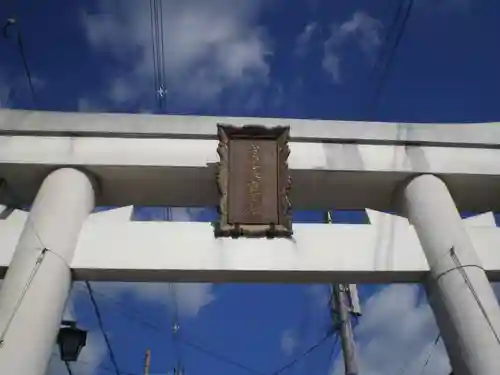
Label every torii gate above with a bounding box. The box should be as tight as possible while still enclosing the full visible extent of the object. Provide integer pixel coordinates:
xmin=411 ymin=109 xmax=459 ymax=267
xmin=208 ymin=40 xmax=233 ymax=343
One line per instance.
xmin=0 ymin=109 xmax=500 ymax=375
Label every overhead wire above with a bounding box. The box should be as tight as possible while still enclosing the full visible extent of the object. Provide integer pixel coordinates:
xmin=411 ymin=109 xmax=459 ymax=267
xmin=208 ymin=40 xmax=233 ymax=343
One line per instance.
xmin=270 ymin=332 xmax=335 ymax=375
xmin=161 ymin=208 xmax=184 ymax=374
xmin=149 ymin=0 xmax=167 ymax=111
xmin=366 ymin=0 xmax=415 ymax=117
xmin=84 ymin=281 xmax=122 ymax=375
xmin=182 ymin=337 xmax=267 ymax=375
xmin=168 ymin=283 xmax=185 ymax=375
xmin=368 ymin=0 xmax=405 ymax=81
xmin=149 ymin=0 xmax=159 ymax=104
xmin=323 ymin=333 xmax=341 ymax=374
xmin=394 ymin=333 xmax=440 ymax=375
xmin=158 ymin=0 xmax=166 ymax=94
xmin=78 ymin=286 xmax=266 ymax=375
xmin=2 ymin=18 xmax=37 ymax=106
xmin=417 ymin=334 xmax=441 ymax=375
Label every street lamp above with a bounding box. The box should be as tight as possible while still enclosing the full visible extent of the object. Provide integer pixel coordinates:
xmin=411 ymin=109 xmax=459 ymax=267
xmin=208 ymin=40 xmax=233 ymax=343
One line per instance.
xmin=57 ymin=320 xmax=87 ymax=362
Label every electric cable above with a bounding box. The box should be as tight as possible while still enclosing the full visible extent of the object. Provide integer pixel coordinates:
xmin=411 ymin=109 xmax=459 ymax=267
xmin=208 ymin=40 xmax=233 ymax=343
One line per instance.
xmin=76 ymin=286 xmax=266 ymax=375
xmin=2 ymin=18 xmax=37 ymax=105
xmin=417 ymin=334 xmax=440 ymax=375
xmin=148 ymin=0 xmax=167 ymax=111
xmin=270 ymin=332 xmax=334 ymax=375
xmin=367 ymin=0 xmax=415 ymax=117
xmin=169 ymin=283 xmax=185 ymax=375
xmin=368 ymin=0 xmax=405 ymax=81
xmin=149 ymin=0 xmax=159 ymax=103
xmin=182 ymin=337 xmax=267 ymax=375
xmin=316 ymin=331 xmax=340 ymax=375
xmin=84 ymin=281 xmax=122 ymax=375
xmin=394 ymin=333 xmax=439 ymax=375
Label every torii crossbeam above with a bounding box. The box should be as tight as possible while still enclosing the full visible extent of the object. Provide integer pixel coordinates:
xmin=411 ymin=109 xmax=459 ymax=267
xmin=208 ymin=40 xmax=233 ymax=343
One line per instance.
xmin=0 ymin=109 xmax=499 ymax=375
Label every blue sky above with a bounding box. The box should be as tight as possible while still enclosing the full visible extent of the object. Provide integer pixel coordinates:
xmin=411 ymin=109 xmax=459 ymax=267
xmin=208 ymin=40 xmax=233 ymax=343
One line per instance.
xmin=1 ymin=0 xmax=500 ymax=374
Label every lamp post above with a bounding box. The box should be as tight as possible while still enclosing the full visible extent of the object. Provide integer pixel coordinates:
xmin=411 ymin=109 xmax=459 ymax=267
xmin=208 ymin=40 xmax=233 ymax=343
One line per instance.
xmin=57 ymin=320 xmax=87 ymax=363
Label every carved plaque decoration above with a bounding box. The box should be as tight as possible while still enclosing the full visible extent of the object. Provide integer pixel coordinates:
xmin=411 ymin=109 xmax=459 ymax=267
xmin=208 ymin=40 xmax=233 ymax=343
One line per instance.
xmin=215 ymin=124 xmax=292 ymax=238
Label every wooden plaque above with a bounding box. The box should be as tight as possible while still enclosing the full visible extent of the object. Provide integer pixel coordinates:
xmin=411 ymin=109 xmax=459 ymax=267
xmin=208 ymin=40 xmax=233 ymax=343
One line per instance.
xmin=215 ymin=124 xmax=292 ymax=238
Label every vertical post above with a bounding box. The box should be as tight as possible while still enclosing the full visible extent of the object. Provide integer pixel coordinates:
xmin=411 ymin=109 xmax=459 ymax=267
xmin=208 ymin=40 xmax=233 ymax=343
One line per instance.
xmin=326 ymin=211 xmax=359 ymax=375
xmin=143 ymin=349 xmax=151 ymax=375
xmin=333 ymin=284 xmax=359 ymax=375
xmin=0 ymin=168 xmax=95 ymax=375
xmin=400 ymin=174 xmax=500 ymax=375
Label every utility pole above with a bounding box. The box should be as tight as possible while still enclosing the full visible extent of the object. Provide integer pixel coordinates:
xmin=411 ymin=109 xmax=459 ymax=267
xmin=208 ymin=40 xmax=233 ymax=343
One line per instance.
xmin=326 ymin=211 xmax=361 ymax=375
xmin=332 ymin=284 xmax=359 ymax=375
xmin=143 ymin=349 xmax=151 ymax=375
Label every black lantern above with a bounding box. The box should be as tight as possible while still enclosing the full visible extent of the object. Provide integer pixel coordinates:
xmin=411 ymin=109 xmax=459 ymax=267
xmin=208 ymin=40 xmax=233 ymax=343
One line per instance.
xmin=57 ymin=320 xmax=87 ymax=362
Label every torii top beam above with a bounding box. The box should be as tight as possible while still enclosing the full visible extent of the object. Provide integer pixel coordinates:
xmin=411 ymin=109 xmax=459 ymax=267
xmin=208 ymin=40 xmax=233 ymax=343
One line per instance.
xmin=1 ymin=109 xmax=500 ymax=147
xmin=1 ymin=109 xmax=500 ymax=211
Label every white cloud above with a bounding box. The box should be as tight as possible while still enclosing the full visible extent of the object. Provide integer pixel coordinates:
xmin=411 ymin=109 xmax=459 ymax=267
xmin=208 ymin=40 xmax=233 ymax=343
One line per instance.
xmin=307 ymin=285 xmax=330 ymax=311
xmin=81 ymin=281 xmax=215 ymax=318
xmin=322 ymin=11 xmax=382 ymax=83
xmin=330 ymin=284 xmax=451 ymax=375
xmin=80 ymin=0 xmax=272 ymax=109
xmin=281 ymin=328 xmax=298 ymax=356
xmin=295 ymin=22 xmax=318 ymax=57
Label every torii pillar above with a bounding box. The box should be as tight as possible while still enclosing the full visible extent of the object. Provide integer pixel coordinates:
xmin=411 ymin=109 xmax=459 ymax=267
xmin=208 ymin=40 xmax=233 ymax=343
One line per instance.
xmin=400 ymin=174 xmax=500 ymax=375
xmin=0 ymin=168 xmax=95 ymax=375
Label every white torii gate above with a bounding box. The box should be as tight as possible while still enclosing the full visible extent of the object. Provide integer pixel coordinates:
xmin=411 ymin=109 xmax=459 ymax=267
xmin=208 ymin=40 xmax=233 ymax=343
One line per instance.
xmin=0 ymin=109 xmax=500 ymax=375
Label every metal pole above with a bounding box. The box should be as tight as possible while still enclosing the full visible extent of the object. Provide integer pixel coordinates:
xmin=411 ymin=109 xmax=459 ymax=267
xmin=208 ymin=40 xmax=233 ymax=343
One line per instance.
xmin=325 ymin=211 xmax=359 ymax=375
xmin=333 ymin=284 xmax=359 ymax=375
xmin=143 ymin=349 xmax=151 ymax=375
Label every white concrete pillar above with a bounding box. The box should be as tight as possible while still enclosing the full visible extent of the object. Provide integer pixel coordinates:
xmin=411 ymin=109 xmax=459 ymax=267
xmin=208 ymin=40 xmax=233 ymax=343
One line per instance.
xmin=400 ymin=174 xmax=500 ymax=375
xmin=0 ymin=168 xmax=95 ymax=375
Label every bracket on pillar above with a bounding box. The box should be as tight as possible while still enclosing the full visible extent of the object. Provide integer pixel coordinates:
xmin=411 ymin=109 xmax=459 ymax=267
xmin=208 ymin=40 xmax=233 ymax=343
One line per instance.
xmin=214 ymin=124 xmax=292 ymax=238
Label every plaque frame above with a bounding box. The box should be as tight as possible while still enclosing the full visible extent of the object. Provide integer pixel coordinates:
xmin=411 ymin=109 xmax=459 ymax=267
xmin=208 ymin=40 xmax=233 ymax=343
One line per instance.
xmin=214 ymin=123 xmax=292 ymax=238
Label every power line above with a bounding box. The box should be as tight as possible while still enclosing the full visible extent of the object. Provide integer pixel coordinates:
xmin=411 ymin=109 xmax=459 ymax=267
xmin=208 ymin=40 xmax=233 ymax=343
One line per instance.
xmin=271 ymin=332 xmax=334 ymax=375
xmin=182 ymin=336 xmax=267 ymax=375
xmin=84 ymin=281 xmax=122 ymax=375
xmin=417 ymin=334 xmax=440 ymax=375
xmin=369 ymin=0 xmax=405 ymax=81
xmin=168 ymin=283 xmax=184 ymax=374
xmin=323 ymin=332 xmax=340 ymax=375
xmin=149 ymin=0 xmax=159 ymax=105
xmin=149 ymin=0 xmax=167 ymax=111
xmin=2 ymin=18 xmax=37 ymax=106
xmin=79 ymin=286 xmax=265 ymax=375
xmin=394 ymin=333 xmax=439 ymax=375
xmin=367 ymin=0 xmax=415 ymax=117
